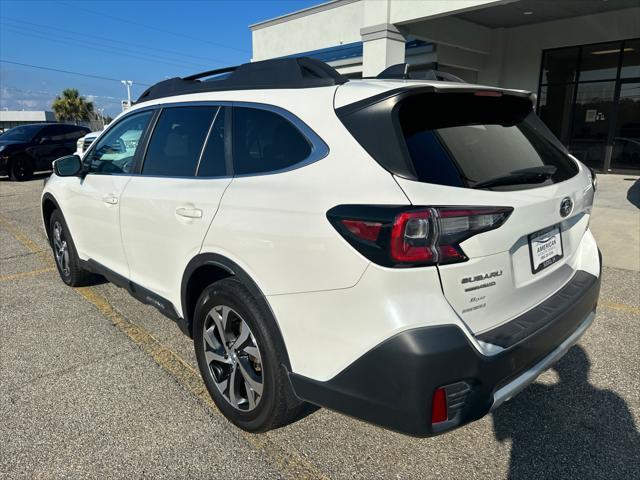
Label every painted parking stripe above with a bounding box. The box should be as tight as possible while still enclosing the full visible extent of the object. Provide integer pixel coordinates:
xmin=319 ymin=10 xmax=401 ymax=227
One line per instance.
xmin=75 ymin=286 xmax=330 ymax=480
xmin=0 ymin=213 xmax=329 ymax=479
xmin=0 ymin=267 xmax=56 ymax=282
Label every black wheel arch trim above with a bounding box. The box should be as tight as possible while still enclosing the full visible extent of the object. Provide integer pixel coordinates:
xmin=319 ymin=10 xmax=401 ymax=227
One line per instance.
xmin=181 ymin=252 xmax=292 ymax=369
xmin=41 ymin=192 xmax=62 ymax=241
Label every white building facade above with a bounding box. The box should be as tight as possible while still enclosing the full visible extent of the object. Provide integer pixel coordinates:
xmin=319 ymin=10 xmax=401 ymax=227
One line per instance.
xmin=0 ymin=110 xmax=56 ymax=131
xmin=251 ymin=0 xmax=640 ymax=173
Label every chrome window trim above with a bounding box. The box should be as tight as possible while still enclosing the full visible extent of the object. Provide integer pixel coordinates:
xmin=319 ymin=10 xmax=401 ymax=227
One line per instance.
xmin=86 ymin=100 xmax=329 ymax=179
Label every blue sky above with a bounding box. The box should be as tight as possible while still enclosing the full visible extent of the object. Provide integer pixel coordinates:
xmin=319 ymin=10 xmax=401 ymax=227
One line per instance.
xmin=0 ymin=0 xmax=318 ymax=116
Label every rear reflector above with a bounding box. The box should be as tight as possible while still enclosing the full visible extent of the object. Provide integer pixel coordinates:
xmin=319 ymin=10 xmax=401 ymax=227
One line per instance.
xmin=431 ymin=387 xmax=448 ymax=424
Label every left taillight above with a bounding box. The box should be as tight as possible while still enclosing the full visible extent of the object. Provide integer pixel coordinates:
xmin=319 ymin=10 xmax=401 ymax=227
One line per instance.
xmin=328 ymin=205 xmax=512 ymax=267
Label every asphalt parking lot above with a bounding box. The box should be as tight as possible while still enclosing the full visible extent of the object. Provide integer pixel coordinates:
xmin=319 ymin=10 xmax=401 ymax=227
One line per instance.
xmin=1 ymin=174 xmax=639 ymax=479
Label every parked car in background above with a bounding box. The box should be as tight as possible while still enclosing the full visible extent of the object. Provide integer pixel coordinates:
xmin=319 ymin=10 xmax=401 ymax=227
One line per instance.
xmin=75 ymin=130 xmax=102 ymax=157
xmin=0 ymin=123 xmax=90 ymax=180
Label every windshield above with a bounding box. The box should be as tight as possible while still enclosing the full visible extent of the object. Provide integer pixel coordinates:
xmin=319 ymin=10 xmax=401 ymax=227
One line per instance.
xmin=398 ymin=92 xmax=579 ymax=190
xmin=0 ymin=125 xmax=43 ymax=142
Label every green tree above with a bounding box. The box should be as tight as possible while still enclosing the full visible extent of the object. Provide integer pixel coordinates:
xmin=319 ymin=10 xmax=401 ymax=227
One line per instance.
xmin=52 ymin=88 xmax=94 ymax=124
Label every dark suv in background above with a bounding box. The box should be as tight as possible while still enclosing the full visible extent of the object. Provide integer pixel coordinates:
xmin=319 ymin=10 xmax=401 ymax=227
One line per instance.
xmin=0 ymin=123 xmax=90 ymax=180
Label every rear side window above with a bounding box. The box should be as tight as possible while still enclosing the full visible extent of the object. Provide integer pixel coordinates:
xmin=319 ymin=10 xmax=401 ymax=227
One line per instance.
xmin=398 ymin=93 xmax=578 ymax=189
xmin=232 ymin=107 xmax=311 ymax=175
xmin=143 ymin=106 xmax=217 ymax=176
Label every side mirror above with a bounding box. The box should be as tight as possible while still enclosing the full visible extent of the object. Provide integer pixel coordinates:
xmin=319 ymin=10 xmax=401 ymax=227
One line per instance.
xmin=53 ymin=155 xmax=82 ymax=177
xmin=39 ymin=136 xmax=51 ymax=144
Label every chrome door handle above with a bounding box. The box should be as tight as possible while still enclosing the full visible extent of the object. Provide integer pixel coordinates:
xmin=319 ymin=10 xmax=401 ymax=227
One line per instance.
xmin=175 ymin=207 xmax=203 ymax=219
xmin=102 ymin=194 xmax=118 ymax=205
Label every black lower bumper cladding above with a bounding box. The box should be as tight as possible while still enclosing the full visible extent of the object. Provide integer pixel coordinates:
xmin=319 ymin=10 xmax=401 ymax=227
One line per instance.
xmin=289 ymin=269 xmax=601 ymax=437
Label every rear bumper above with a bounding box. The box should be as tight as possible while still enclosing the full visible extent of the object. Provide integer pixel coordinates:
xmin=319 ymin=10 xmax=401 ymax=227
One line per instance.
xmin=289 ymin=267 xmax=600 ymax=437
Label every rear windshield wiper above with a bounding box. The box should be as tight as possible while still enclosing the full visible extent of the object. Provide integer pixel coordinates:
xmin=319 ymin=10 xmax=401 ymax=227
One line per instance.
xmin=472 ymin=166 xmax=557 ymax=189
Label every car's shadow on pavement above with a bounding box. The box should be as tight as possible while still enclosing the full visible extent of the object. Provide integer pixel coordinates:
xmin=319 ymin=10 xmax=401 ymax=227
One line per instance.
xmin=626 ymin=178 xmax=640 ymax=209
xmin=492 ymin=345 xmax=640 ymax=480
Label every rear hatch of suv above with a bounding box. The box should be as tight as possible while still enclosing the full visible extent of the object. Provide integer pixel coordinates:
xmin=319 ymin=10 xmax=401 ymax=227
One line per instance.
xmin=337 ymin=84 xmax=595 ymax=336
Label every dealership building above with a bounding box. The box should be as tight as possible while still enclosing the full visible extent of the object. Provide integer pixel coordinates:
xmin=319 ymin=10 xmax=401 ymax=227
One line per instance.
xmin=251 ymin=0 xmax=640 ymax=174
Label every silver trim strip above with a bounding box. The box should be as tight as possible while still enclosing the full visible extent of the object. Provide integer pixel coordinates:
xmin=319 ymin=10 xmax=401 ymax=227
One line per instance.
xmin=490 ymin=310 xmax=595 ymax=411
xmin=194 ymin=106 xmax=221 ymax=176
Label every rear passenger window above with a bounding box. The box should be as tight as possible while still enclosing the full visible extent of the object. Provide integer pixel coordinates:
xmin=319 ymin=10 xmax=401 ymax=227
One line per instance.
xmin=197 ymin=107 xmax=226 ymax=177
xmin=232 ymin=107 xmax=311 ymax=175
xmin=143 ymin=106 xmax=217 ymax=176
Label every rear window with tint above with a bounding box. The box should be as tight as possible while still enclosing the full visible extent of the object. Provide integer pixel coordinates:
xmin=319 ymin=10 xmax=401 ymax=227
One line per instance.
xmin=233 ymin=107 xmax=311 ymax=175
xmin=398 ymin=93 xmax=578 ymax=189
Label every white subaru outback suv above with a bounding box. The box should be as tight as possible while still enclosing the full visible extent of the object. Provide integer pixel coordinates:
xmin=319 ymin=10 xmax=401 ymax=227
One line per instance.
xmin=42 ymin=58 xmax=601 ymax=437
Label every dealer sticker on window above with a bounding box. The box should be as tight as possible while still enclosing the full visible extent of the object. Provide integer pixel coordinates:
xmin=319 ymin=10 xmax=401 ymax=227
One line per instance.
xmin=528 ymin=225 xmax=563 ymax=274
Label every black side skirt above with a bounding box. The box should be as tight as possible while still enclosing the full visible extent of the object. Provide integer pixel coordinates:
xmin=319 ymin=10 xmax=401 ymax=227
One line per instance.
xmin=80 ymin=259 xmax=190 ymax=336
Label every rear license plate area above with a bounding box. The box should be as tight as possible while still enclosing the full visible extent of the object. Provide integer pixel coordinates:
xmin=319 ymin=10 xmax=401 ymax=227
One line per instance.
xmin=528 ymin=224 xmax=563 ymax=274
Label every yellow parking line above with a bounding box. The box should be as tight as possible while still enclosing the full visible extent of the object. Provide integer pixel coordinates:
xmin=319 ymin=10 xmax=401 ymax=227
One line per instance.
xmin=599 ymin=300 xmax=640 ymax=315
xmin=75 ymin=286 xmax=330 ymax=480
xmin=0 ymin=215 xmax=55 ymax=268
xmin=0 ymin=267 xmax=56 ymax=282
xmin=0 ymin=216 xmax=44 ymax=254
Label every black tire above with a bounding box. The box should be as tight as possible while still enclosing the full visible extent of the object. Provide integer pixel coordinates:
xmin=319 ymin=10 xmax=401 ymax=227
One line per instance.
xmin=49 ymin=209 xmax=96 ymax=287
xmin=9 ymin=155 xmax=34 ymax=181
xmin=193 ymin=278 xmax=303 ymax=432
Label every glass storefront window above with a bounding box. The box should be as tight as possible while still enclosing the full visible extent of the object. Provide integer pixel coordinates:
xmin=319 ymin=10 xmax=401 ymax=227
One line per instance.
xmin=611 ymin=82 xmax=640 ymax=171
xmin=542 ymin=47 xmax=579 ymax=84
xmin=569 ymin=82 xmax=616 ymax=170
xmin=579 ymin=42 xmax=621 ymax=82
xmin=621 ymin=39 xmax=640 ymax=79
xmin=539 ymin=38 xmax=640 ymax=172
xmin=538 ymin=84 xmax=575 ymax=144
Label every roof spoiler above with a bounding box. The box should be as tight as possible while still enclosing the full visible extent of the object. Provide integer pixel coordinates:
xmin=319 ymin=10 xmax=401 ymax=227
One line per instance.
xmin=374 ymin=63 xmax=465 ymax=83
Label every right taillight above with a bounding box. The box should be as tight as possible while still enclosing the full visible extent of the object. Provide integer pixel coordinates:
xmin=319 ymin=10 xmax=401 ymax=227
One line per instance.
xmin=328 ymin=205 xmax=512 ymax=267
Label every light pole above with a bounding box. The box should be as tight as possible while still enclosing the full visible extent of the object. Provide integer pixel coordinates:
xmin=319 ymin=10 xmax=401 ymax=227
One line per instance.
xmin=97 ymin=108 xmax=105 ymax=128
xmin=121 ymin=80 xmax=133 ymax=108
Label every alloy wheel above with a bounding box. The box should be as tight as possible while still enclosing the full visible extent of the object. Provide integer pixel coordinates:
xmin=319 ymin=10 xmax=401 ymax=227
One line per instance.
xmin=52 ymin=221 xmax=70 ymax=278
xmin=202 ymin=305 xmax=264 ymax=411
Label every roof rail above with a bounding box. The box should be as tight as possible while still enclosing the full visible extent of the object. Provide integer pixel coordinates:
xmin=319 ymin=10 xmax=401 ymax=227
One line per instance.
xmin=136 ymin=57 xmax=349 ymax=104
xmin=375 ymin=63 xmax=465 ymax=83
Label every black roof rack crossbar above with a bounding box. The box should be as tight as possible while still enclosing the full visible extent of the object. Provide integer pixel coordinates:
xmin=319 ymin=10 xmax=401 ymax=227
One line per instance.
xmin=136 ymin=57 xmax=349 ymax=104
xmin=183 ymin=65 xmax=239 ymax=81
xmin=375 ymin=63 xmax=465 ymax=83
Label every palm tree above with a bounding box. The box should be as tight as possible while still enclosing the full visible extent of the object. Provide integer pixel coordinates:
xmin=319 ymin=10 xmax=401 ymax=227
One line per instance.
xmin=52 ymin=88 xmax=94 ymax=124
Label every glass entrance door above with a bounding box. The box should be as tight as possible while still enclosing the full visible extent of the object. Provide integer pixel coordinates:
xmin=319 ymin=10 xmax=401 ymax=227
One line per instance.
xmin=611 ymin=81 xmax=640 ymax=171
